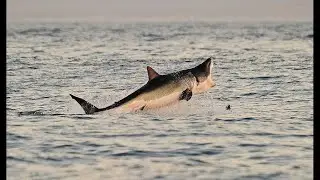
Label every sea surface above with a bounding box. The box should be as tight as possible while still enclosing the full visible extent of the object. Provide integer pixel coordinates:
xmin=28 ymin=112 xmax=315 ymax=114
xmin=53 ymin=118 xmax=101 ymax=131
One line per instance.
xmin=7 ymin=21 xmax=313 ymax=180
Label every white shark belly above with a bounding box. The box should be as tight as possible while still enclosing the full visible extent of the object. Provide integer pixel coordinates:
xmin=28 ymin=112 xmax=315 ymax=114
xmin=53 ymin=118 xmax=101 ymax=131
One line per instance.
xmin=144 ymin=91 xmax=181 ymax=109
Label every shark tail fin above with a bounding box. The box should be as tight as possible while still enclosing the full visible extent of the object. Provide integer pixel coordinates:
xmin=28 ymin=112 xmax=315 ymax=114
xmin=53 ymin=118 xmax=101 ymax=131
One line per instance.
xmin=70 ymin=94 xmax=102 ymax=114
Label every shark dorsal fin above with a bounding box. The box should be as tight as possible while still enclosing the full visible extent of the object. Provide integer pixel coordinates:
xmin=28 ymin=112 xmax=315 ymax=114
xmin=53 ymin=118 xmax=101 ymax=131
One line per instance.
xmin=147 ymin=66 xmax=160 ymax=80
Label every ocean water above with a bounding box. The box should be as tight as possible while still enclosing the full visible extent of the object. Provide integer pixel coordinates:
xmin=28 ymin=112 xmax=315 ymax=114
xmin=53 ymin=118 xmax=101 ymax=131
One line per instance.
xmin=7 ymin=21 xmax=313 ymax=179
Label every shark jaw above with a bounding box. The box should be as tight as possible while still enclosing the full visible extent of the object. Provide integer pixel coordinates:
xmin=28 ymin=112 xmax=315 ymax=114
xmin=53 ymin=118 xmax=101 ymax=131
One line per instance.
xmin=192 ymin=77 xmax=216 ymax=94
xmin=193 ymin=76 xmax=215 ymax=94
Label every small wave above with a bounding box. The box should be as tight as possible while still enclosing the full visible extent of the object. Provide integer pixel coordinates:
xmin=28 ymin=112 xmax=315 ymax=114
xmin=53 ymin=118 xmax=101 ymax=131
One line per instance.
xmin=239 ymin=172 xmax=284 ymax=179
xmin=18 ymin=110 xmax=45 ymax=116
xmin=239 ymin=143 xmax=268 ymax=147
xmin=97 ymin=133 xmax=148 ymax=138
xmin=111 ymin=150 xmax=154 ymax=157
xmin=70 ymin=116 xmax=96 ymax=120
xmin=180 ymin=142 xmax=211 ymax=146
xmin=17 ymin=111 xmax=88 ymax=118
xmin=182 ymin=132 xmax=212 ymax=137
xmin=253 ymin=132 xmax=278 ymax=136
xmin=145 ymin=37 xmax=166 ymax=41
xmin=252 ymin=132 xmax=313 ymax=138
xmin=7 ymin=156 xmax=35 ymax=164
xmin=249 ymin=156 xmax=266 ymax=160
xmin=37 ymin=156 xmax=62 ymax=162
xmin=239 ymin=75 xmax=285 ymax=80
xmin=53 ymin=144 xmax=75 ymax=149
xmin=17 ymin=27 xmax=61 ymax=36
xmin=215 ymin=117 xmax=256 ymax=122
xmin=7 ymin=132 xmax=32 ymax=140
xmin=110 ymin=28 xmax=125 ymax=33
xmin=78 ymin=141 xmax=103 ymax=148
xmin=241 ymin=92 xmax=258 ymax=96
xmin=111 ymin=149 xmax=222 ymax=157
xmin=7 ymin=31 xmax=17 ymax=37
xmin=92 ymin=44 xmax=106 ymax=48
xmin=243 ymin=48 xmax=257 ymax=51
xmin=36 ymin=154 xmax=84 ymax=164
xmin=153 ymin=134 xmax=168 ymax=137
xmin=33 ymin=50 xmax=45 ymax=53
xmin=153 ymin=175 xmax=165 ymax=179
xmin=305 ymin=34 xmax=313 ymax=38
xmin=141 ymin=33 xmax=162 ymax=38
xmin=188 ymin=158 xmax=211 ymax=165
xmin=141 ymin=33 xmax=166 ymax=41
xmin=291 ymin=134 xmax=313 ymax=138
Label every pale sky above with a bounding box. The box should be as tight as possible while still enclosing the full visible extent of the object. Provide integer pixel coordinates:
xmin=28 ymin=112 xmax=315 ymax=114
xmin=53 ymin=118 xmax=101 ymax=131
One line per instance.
xmin=7 ymin=0 xmax=313 ymax=22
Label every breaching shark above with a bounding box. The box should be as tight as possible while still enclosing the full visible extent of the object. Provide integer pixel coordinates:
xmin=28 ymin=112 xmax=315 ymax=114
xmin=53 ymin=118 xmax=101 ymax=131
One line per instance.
xmin=70 ymin=57 xmax=216 ymax=114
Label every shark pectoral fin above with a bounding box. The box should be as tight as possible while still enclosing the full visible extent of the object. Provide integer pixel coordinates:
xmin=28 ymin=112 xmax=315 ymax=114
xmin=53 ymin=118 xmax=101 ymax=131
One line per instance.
xmin=179 ymin=89 xmax=193 ymax=101
xmin=70 ymin=94 xmax=101 ymax=114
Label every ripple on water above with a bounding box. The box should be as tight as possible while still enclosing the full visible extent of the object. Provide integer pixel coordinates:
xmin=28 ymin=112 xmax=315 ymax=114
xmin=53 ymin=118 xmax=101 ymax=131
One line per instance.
xmin=215 ymin=117 xmax=257 ymax=122
xmin=111 ymin=148 xmax=222 ymax=157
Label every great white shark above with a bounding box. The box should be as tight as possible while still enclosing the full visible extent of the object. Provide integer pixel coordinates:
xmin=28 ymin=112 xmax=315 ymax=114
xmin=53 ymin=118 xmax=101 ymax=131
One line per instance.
xmin=70 ymin=57 xmax=216 ymax=114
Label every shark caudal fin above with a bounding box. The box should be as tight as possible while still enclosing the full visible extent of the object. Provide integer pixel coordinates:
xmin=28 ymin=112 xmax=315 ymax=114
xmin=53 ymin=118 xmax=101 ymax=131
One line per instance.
xmin=70 ymin=94 xmax=102 ymax=114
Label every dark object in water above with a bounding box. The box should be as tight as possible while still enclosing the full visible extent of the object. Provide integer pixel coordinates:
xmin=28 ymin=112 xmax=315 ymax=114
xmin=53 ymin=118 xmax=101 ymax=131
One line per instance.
xmin=226 ymin=105 xmax=231 ymax=110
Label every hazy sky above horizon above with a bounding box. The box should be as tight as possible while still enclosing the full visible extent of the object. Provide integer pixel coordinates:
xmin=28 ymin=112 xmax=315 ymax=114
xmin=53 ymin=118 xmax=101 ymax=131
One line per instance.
xmin=8 ymin=0 xmax=313 ymax=22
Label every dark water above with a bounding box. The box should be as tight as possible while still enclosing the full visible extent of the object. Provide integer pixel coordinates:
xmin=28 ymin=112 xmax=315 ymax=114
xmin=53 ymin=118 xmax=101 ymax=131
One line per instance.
xmin=7 ymin=22 xmax=313 ymax=179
